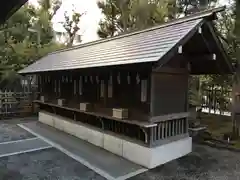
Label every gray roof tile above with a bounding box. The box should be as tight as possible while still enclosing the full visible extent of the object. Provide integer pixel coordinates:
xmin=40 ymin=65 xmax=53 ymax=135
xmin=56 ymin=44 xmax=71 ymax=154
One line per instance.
xmin=19 ymin=18 xmax=203 ymax=74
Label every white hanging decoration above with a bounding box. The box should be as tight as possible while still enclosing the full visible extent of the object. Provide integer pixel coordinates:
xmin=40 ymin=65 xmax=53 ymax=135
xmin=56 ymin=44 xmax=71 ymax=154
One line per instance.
xmin=100 ymin=80 xmax=104 ymax=98
xmin=136 ymin=73 xmax=140 ymax=84
xmin=108 ymin=84 xmax=113 ymax=98
xmin=85 ymin=76 xmax=88 ymax=83
xmin=187 ymin=62 xmax=191 ymax=71
xmin=117 ymin=73 xmax=121 ymax=84
xmin=178 ymin=46 xmax=182 ymax=54
xmin=109 ymin=74 xmax=113 ymax=85
xmin=54 ymin=80 xmax=57 ymax=93
xmin=66 ymin=76 xmax=68 ymax=82
xmin=198 ymin=27 xmax=202 ymax=34
xmin=127 ymin=73 xmax=131 ymax=84
xmin=48 ymin=76 xmax=50 ymax=82
xmin=39 ymin=76 xmax=42 ymax=92
xmin=90 ymin=76 xmax=93 ymax=83
xmin=96 ymin=75 xmax=99 ymax=84
xmin=141 ymin=80 xmax=147 ymax=102
xmin=58 ymin=80 xmax=61 ymax=93
xmin=62 ymin=76 xmax=64 ymax=82
xmin=108 ymin=74 xmax=113 ymax=98
xmin=70 ymin=75 xmax=72 ymax=82
xmin=39 ymin=76 xmax=41 ymax=85
xmin=212 ymin=53 xmax=216 ymax=60
xmin=73 ymin=80 xmax=76 ymax=95
xmin=79 ymin=76 xmax=83 ymax=95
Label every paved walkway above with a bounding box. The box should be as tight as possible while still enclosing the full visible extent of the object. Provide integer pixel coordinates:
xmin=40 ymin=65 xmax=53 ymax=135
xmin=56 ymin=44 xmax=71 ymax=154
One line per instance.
xmin=0 ymin=137 xmax=51 ymax=158
xmin=18 ymin=121 xmax=147 ymax=180
xmin=1 ymin=120 xmax=240 ymax=179
xmin=0 ymin=121 xmax=105 ymax=180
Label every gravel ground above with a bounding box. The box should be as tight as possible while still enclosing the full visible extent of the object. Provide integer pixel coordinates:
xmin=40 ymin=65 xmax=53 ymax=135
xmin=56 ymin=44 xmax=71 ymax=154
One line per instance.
xmin=0 ymin=123 xmax=35 ymax=143
xmin=130 ymin=144 xmax=240 ymax=180
xmin=1 ymin=119 xmax=240 ymax=180
xmin=0 ymin=148 xmax=105 ymax=180
xmin=1 ymin=143 xmax=239 ymax=180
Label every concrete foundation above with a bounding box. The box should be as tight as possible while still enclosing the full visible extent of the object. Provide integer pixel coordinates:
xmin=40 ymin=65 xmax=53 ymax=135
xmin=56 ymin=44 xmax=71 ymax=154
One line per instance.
xmin=39 ymin=111 xmax=192 ymax=168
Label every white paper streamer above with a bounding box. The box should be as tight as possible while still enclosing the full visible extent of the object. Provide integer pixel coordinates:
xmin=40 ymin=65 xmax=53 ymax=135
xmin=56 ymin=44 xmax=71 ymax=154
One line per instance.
xmin=127 ymin=73 xmax=130 ymax=84
xmin=117 ymin=73 xmax=121 ymax=84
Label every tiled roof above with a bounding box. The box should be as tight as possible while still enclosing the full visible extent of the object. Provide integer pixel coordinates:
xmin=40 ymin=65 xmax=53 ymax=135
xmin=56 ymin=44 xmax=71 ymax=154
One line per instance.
xmin=19 ymin=7 xmax=224 ymax=74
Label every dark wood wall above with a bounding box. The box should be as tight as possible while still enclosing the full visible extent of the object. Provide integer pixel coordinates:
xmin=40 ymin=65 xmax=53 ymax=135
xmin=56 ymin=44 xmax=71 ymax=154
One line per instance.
xmin=150 ymin=72 xmax=188 ymax=116
xmin=37 ymin=63 xmax=153 ymax=120
xmin=150 ymin=56 xmax=189 ymax=117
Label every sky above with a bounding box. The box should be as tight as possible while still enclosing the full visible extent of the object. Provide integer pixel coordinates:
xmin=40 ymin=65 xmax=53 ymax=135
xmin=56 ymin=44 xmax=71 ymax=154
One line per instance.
xmin=29 ymin=0 xmax=230 ymax=43
xmin=29 ymin=0 xmax=103 ymax=43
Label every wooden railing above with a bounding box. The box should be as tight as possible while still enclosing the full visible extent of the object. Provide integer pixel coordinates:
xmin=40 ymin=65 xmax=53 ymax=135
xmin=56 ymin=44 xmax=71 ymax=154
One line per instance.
xmin=37 ymin=100 xmax=189 ymax=147
xmin=149 ymin=118 xmax=188 ymax=147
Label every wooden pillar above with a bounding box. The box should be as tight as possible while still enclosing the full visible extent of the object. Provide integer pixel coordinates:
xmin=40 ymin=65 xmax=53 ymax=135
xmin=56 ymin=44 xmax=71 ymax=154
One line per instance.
xmin=104 ymin=77 xmax=108 ymax=106
xmin=232 ymin=76 xmax=240 ymax=136
xmin=161 ymin=122 xmax=165 ymax=139
xmin=150 ymin=127 xmax=154 ymax=147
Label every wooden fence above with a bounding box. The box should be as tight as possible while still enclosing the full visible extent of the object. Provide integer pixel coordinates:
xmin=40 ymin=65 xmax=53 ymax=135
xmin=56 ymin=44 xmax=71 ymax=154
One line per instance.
xmin=0 ymin=90 xmax=39 ymax=119
xmin=201 ymin=88 xmax=232 ymax=115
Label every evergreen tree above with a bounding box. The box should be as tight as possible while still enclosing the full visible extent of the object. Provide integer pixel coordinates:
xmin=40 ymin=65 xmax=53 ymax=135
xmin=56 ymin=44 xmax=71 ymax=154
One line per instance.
xmin=176 ymin=0 xmax=217 ymax=15
xmin=97 ymin=0 xmax=172 ymax=38
xmin=97 ymin=0 xmax=218 ymax=38
xmin=0 ymin=2 xmax=64 ymax=88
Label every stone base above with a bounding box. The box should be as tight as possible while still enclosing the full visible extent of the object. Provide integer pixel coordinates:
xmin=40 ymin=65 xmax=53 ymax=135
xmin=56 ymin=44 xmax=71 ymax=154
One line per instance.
xmin=39 ymin=111 xmax=192 ymax=168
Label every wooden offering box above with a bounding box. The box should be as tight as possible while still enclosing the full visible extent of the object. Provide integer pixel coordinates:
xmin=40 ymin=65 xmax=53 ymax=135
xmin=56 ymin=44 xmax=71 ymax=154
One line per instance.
xmin=112 ymin=108 xmax=129 ymax=119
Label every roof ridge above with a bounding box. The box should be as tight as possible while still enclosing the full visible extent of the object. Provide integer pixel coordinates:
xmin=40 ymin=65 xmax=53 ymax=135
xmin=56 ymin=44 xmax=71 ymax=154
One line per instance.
xmin=50 ymin=6 xmax=225 ymax=55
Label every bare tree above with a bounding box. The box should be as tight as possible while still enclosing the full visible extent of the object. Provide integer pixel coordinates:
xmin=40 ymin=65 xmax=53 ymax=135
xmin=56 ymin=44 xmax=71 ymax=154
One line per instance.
xmin=62 ymin=9 xmax=85 ymax=47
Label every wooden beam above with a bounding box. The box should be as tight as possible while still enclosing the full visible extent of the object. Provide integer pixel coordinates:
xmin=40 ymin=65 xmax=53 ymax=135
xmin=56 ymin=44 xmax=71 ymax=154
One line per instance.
xmin=186 ymin=53 xmax=217 ymax=61
xmin=34 ymin=100 xmax=155 ymax=128
xmin=150 ymin=112 xmax=190 ymax=123
xmin=153 ymin=67 xmax=188 ymax=74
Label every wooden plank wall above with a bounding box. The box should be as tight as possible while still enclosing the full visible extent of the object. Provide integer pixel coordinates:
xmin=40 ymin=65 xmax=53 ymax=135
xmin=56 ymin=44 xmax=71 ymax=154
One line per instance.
xmin=38 ymin=68 xmax=152 ymax=120
xmin=150 ymin=72 xmax=188 ymax=117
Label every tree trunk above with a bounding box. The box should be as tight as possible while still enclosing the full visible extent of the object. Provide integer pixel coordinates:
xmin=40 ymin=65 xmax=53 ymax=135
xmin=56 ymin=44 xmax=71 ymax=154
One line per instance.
xmin=232 ymin=80 xmax=240 ymax=135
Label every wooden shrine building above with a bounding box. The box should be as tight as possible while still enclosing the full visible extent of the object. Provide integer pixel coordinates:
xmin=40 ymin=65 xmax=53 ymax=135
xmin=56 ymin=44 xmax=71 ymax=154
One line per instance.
xmin=19 ymin=7 xmax=233 ymax=168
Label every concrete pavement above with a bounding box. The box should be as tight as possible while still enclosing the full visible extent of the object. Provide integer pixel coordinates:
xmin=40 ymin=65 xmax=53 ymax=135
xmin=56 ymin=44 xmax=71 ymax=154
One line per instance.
xmin=19 ymin=121 xmax=147 ymax=180
xmin=0 ymin=137 xmax=51 ymax=158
